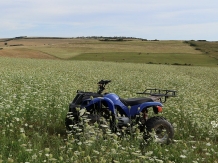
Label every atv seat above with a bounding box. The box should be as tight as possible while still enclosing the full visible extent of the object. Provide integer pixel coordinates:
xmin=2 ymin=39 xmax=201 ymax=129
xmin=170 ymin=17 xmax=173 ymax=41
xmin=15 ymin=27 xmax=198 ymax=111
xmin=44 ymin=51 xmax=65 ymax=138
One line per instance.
xmin=120 ymin=97 xmax=153 ymax=106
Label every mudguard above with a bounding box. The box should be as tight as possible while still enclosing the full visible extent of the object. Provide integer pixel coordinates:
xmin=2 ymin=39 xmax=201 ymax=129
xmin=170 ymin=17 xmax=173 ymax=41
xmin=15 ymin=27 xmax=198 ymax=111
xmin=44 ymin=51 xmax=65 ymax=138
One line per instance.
xmin=86 ymin=97 xmax=117 ymax=115
xmin=138 ymin=102 xmax=163 ymax=113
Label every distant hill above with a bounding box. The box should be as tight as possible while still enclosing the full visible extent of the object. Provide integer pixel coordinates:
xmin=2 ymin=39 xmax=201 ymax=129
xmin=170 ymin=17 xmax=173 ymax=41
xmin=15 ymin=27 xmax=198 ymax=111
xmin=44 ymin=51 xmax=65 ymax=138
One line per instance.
xmin=0 ymin=37 xmax=217 ymax=66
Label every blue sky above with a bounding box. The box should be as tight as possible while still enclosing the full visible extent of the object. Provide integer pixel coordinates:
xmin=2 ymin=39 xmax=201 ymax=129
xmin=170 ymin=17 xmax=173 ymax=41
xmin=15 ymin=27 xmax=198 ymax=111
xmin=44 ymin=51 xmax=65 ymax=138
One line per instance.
xmin=1 ymin=0 xmax=218 ymax=41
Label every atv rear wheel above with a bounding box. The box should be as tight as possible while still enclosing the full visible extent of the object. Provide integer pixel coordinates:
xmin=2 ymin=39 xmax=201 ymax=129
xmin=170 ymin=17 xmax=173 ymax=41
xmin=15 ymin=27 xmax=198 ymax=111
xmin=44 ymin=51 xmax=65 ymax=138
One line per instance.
xmin=145 ymin=116 xmax=174 ymax=144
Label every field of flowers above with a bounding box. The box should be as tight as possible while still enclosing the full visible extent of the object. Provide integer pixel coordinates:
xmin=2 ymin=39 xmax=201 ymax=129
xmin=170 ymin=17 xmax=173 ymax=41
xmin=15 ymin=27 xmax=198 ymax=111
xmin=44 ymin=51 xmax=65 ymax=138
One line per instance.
xmin=0 ymin=57 xmax=218 ymax=163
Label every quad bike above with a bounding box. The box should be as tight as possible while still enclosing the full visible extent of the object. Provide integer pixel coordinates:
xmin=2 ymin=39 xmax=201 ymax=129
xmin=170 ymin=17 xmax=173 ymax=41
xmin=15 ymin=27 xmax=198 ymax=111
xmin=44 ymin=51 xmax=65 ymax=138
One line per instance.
xmin=65 ymin=80 xmax=176 ymax=144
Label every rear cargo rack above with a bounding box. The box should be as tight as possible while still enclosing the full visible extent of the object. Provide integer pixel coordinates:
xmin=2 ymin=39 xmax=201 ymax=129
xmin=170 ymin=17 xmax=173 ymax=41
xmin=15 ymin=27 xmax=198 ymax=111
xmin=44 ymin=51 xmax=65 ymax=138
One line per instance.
xmin=137 ymin=89 xmax=177 ymax=103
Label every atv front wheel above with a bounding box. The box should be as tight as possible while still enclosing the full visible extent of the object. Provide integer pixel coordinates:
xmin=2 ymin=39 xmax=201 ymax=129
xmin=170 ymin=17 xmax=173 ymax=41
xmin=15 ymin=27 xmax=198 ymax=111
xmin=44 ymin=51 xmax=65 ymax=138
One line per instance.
xmin=145 ymin=116 xmax=174 ymax=144
xmin=65 ymin=108 xmax=113 ymax=133
xmin=65 ymin=111 xmax=79 ymax=132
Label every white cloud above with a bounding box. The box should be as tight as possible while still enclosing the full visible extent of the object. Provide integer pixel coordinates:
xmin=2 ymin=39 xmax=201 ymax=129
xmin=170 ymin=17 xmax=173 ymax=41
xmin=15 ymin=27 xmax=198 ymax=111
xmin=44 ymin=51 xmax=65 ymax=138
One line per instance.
xmin=0 ymin=0 xmax=218 ymax=40
xmin=0 ymin=21 xmax=35 ymax=30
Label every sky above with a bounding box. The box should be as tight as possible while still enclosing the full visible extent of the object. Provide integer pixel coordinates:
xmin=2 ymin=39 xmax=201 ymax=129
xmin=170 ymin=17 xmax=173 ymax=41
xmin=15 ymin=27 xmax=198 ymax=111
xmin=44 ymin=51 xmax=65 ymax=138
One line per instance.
xmin=1 ymin=0 xmax=218 ymax=41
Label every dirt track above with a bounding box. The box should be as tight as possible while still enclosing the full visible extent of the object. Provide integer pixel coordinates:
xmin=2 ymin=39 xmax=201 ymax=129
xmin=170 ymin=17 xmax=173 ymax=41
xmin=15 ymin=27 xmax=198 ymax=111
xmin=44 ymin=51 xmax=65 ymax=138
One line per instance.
xmin=0 ymin=48 xmax=57 ymax=59
xmin=0 ymin=38 xmax=62 ymax=59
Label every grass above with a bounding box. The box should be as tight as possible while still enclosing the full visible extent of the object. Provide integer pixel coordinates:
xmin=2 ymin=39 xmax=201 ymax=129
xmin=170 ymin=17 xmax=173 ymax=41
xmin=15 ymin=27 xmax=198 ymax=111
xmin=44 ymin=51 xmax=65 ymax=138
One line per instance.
xmin=72 ymin=52 xmax=217 ymax=66
xmin=0 ymin=57 xmax=218 ymax=162
xmin=184 ymin=40 xmax=218 ymax=60
xmin=27 ymin=39 xmax=199 ymax=59
xmin=1 ymin=38 xmax=218 ymax=66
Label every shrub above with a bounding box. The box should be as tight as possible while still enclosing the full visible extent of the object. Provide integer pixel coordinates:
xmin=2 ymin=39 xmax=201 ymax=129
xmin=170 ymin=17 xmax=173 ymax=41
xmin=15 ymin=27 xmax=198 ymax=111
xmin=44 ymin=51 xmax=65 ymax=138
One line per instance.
xmin=189 ymin=43 xmax=197 ymax=46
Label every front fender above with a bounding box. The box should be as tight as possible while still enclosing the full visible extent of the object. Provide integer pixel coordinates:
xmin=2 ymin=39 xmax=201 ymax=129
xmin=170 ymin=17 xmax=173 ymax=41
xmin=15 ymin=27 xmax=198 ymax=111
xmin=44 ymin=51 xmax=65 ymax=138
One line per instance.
xmin=139 ymin=102 xmax=163 ymax=113
xmin=87 ymin=97 xmax=116 ymax=115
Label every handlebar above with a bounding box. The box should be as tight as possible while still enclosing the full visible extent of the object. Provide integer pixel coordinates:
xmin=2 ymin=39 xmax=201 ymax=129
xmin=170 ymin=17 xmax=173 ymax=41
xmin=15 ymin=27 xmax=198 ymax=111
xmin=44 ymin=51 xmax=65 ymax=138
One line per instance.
xmin=97 ymin=80 xmax=111 ymax=94
xmin=98 ymin=80 xmax=111 ymax=85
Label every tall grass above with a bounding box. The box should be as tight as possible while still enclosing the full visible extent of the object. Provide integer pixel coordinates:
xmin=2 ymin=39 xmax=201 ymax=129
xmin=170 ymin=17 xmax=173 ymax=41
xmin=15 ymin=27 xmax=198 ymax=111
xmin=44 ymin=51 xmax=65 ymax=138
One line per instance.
xmin=0 ymin=57 xmax=218 ymax=162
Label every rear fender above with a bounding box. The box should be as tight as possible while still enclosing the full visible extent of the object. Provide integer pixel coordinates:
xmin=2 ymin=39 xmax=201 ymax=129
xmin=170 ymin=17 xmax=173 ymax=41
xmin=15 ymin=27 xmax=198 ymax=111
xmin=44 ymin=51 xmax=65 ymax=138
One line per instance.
xmin=139 ymin=102 xmax=163 ymax=114
xmin=86 ymin=97 xmax=116 ymax=115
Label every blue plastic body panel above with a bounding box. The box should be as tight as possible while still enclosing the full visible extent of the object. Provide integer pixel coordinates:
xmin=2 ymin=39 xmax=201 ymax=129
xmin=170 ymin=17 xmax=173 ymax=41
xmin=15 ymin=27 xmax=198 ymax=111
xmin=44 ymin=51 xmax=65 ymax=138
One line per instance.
xmin=83 ymin=93 xmax=163 ymax=117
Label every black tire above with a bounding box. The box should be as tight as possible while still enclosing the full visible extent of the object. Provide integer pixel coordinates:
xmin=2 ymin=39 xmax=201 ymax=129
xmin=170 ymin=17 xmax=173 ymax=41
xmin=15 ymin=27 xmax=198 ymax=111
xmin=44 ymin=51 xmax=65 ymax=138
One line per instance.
xmin=65 ymin=108 xmax=113 ymax=133
xmin=145 ymin=116 xmax=174 ymax=144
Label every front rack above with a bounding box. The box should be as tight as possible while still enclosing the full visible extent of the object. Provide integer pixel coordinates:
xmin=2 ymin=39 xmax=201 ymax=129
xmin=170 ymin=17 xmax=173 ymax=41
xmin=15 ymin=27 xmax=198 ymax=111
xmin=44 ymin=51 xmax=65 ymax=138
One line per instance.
xmin=136 ymin=88 xmax=177 ymax=103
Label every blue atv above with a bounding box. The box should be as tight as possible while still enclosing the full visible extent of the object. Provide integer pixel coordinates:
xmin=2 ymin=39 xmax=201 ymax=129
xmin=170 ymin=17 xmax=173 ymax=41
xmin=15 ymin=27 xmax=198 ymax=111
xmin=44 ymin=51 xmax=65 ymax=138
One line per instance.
xmin=65 ymin=80 xmax=176 ymax=144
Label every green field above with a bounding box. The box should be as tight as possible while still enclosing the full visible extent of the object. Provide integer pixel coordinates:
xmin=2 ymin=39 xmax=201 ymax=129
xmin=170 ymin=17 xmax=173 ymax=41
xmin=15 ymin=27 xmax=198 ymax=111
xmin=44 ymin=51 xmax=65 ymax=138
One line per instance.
xmin=1 ymin=38 xmax=218 ymax=66
xmin=0 ymin=56 xmax=218 ymax=162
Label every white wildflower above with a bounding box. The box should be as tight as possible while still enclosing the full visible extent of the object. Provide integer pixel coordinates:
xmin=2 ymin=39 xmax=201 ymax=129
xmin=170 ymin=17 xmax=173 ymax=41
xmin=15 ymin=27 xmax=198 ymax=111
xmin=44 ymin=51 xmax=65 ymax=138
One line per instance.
xmin=180 ymin=155 xmax=187 ymax=158
xmin=211 ymin=121 xmax=218 ymax=128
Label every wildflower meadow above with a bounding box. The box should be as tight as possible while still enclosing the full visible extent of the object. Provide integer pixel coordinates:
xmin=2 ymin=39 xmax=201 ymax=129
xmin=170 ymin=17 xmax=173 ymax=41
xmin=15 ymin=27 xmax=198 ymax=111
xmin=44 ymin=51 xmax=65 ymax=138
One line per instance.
xmin=0 ymin=57 xmax=218 ymax=162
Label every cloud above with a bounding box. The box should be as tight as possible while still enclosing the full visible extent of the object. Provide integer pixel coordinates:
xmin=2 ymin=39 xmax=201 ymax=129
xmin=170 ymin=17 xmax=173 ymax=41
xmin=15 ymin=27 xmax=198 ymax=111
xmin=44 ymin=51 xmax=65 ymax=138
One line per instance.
xmin=1 ymin=0 xmax=218 ymax=40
